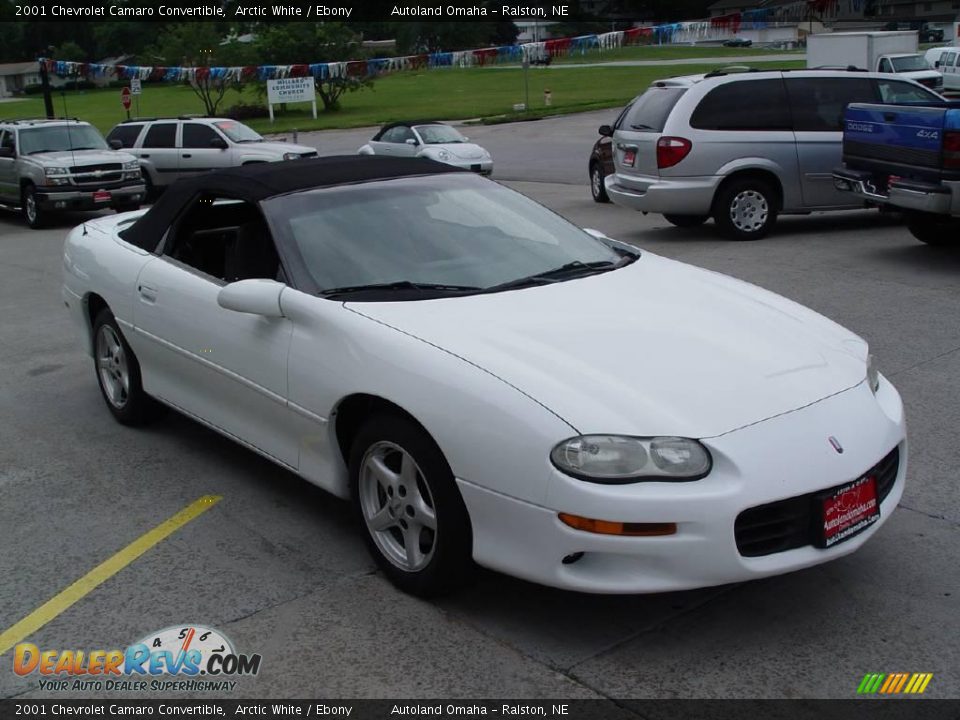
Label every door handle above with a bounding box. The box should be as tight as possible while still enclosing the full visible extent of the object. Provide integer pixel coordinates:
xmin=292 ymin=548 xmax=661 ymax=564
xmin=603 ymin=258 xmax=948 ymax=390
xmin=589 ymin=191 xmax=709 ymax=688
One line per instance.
xmin=137 ymin=284 xmax=158 ymax=303
xmin=883 ymin=112 xmax=896 ymax=122
xmin=140 ymin=153 xmax=150 ymax=158
xmin=182 ymin=154 xmax=192 ymax=158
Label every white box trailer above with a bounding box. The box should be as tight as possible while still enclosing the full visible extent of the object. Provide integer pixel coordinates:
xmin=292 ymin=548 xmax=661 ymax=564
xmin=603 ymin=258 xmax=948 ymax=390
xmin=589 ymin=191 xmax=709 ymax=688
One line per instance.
xmin=806 ymin=31 xmax=942 ymax=90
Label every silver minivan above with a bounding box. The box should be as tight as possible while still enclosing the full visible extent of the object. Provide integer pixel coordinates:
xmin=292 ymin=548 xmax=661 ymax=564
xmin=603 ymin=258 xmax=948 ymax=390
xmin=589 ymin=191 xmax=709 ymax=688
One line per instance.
xmin=605 ymin=68 xmax=943 ymax=239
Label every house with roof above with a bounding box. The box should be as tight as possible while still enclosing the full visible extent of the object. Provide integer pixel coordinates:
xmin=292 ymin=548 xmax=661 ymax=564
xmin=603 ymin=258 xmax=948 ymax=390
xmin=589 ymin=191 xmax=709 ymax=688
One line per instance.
xmin=0 ymin=62 xmax=43 ymax=99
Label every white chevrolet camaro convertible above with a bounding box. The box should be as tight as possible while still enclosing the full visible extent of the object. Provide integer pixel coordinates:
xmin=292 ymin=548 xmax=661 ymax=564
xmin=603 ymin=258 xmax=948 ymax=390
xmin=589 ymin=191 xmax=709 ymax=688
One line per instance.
xmin=63 ymin=157 xmax=907 ymax=597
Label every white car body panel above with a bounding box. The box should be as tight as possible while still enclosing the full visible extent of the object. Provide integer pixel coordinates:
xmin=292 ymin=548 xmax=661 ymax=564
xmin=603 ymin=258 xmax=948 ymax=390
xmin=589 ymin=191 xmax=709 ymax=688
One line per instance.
xmin=62 ymin=207 xmax=907 ymax=593
xmin=351 ymin=253 xmax=867 ymax=439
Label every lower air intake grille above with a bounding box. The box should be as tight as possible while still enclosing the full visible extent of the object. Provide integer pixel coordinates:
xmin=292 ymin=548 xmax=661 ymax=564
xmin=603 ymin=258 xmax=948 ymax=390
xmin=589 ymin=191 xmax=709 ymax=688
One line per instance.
xmin=734 ymin=446 xmax=900 ymax=558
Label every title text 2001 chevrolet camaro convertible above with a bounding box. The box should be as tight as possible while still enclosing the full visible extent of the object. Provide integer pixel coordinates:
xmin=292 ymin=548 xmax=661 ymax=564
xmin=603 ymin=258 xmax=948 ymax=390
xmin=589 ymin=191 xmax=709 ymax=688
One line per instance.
xmin=62 ymin=157 xmax=906 ymax=597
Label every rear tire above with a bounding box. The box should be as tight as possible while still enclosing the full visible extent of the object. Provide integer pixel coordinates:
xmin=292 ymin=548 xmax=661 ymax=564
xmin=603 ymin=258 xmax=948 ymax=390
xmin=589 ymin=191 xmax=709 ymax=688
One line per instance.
xmin=141 ymin=170 xmax=157 ymax=203
xmin=92 ymin=309 xmax=163 ymax=426
xmin=590 ymin=162 xmax=610 ymax=203
xmin=713 ymin=177 xmax=778 ymax=240
xmin=349 ymin=413 xmax=473 ymax=597
xmin=663 ymin=213 xmax=708 ymax=228
xmin=905 ymin=212 xmax=960 ymax=246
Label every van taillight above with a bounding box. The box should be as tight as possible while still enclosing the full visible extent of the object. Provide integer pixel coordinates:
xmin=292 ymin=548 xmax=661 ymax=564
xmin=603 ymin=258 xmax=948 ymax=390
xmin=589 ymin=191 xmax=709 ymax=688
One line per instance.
xmin=944 ymin=131 xmax=960 ymax=169
xmin=657 ymin=137 xmax=692 ymax=169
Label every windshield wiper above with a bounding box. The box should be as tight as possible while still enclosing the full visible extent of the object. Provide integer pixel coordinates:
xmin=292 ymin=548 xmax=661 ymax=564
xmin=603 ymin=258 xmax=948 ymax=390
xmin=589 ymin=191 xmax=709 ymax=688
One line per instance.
xmin=630 ymin=123 xmax=655 ymax=130
xmin=483 ymin=257 xmax=634 ymax=294
xmin=320 ymin=280 xmax=481 ymax=298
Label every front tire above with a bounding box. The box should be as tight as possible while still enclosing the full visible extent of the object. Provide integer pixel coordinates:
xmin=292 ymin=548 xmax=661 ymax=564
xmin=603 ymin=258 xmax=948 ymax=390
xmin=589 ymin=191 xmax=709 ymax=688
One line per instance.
xmin=905 ymin=212 xmax=960 ymax=246
xmin=590 ymin=162 xmax=610 ymax=203
xmin=92 ymin=309 xmax=162 ymax=426
xmin=663 ymin=213 xmax=708 ymax=228
xmin=713 ymin=177 xmax=778 ymax=240
xmin=350 ymin=413 xmax=473 ymax=597
xmin=22 ymin=185 xmax=44 ymax=229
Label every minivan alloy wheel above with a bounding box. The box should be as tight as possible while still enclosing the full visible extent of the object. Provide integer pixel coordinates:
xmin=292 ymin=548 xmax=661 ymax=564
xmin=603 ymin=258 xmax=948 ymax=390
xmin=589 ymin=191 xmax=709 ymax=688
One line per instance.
xmin=729 ymin=190 xmax=768 ymax=233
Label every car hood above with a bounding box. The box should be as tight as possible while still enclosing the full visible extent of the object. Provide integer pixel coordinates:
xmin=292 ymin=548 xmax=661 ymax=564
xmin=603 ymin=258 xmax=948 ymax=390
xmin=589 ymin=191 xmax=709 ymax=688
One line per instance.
xmin=28 ymin=150 xmax=136 ymax=167
xmin=424 ymin=143 xmax=488 ymax=160
xmin=347 ymin=253 xmax=868 ymax=439
xmin=239 ymin=141 xmax=316 ymax=157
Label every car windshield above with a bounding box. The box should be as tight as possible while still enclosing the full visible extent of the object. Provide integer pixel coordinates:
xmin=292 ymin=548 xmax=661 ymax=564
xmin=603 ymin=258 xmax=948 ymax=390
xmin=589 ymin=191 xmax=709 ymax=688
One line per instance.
xmin=265 ymin=174 xmax=631 ymax=299
xmin=18 ymin=125 xmax=108 ymax=155
xmin=213 ymin=120 xmax=263 ymax=143
xmin=414 ymin=125 xmax=466 ymax=144
xmin=891 ymin=55 xmax=931 ymax=72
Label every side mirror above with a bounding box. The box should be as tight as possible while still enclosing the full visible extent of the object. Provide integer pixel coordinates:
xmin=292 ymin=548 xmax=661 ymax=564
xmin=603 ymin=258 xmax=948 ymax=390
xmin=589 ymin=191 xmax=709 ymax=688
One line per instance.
xmin=405 ymin=138 xmax=419 ymax=146
xmin=217 ymin=279 xmax=285 ymax=317
xmin=0 ymin=147 xmax=14 ymax=158
xmin=210 ymin=137 xmax=228 ymax=150
xmin=109 ymin=139 xmax=123 ymax=150
xmin=598 ymin=124 xmax=613 ymax=137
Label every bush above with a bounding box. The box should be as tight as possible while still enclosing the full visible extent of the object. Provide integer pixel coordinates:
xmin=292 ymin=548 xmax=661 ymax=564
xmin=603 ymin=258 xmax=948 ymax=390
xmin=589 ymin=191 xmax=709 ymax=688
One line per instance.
xmin=224 ymin=102 xmax=269 ymax=120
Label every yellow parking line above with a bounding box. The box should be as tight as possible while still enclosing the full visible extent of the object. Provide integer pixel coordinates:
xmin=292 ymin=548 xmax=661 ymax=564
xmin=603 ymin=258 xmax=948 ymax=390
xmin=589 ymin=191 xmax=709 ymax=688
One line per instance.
xmin=0 ymin=495 xmax=222 ymax=656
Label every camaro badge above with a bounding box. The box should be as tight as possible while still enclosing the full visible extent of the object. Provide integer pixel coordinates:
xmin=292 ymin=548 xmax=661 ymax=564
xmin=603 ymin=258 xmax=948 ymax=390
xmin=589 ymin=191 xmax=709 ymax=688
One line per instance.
xmin=829 ymin=436 xmax=844 ymax=454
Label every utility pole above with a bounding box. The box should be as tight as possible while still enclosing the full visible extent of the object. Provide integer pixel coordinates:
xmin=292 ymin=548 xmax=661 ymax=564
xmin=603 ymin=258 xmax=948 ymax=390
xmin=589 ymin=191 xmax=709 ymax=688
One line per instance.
xmin=38 ymin=58 xmax=55 ymax=119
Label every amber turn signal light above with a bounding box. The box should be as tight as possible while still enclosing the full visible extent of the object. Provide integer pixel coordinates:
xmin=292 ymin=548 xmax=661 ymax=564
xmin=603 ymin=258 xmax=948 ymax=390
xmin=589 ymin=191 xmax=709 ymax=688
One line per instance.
xmin=558 ymin=513 xmax=677 ymax=537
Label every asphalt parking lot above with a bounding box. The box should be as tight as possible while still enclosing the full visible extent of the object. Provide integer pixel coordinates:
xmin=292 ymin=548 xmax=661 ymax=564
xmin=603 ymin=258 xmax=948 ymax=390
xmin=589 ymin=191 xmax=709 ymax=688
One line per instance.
xmin=1 ymin=111 xmax=959 ymax=703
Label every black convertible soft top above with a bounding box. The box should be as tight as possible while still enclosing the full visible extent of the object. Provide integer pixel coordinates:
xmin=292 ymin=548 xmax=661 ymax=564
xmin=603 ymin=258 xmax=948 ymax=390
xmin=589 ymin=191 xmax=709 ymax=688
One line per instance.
xmin=372 ymin=120 xmax=446 ymax=141
xmin=120 ymin=155 xmax=466 ymax=252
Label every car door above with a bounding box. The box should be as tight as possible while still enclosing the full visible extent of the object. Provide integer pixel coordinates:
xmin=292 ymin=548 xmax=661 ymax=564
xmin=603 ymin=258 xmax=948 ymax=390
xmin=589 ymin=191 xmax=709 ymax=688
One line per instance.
xmin=371 ymin=127 xmax=406 ymax=156
xmin=944 ymin=52 xmax=960 ymax=91
xmin=786 ymin=76 xmax=878 ymax=209
xmin=131 ymin=194 xmax=298 ymax=468
xmin=0 ymin=130 xmax=16 ymax=202
xmin=179 ymin=123 xmax=231 ymax=176
xmin=135 ymin=122 xmax=180 ymax=184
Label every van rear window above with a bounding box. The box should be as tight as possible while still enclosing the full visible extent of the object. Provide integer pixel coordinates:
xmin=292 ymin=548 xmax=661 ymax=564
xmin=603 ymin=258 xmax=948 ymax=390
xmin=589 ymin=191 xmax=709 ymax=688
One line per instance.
xmin=623 ymin=87 xmax=687 ymax=132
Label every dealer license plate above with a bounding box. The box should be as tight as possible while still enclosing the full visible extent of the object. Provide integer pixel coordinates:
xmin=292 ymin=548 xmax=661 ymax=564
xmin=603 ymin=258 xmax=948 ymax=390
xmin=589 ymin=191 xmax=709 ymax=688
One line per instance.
xmin=93 ymin=191 xmax=111 ymax=203
xmin=817 ymin=475 xmax=880 ymax=548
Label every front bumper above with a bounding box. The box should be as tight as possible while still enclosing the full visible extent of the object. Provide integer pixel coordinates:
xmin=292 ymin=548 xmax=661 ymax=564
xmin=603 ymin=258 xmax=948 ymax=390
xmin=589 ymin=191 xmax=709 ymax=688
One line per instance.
xmin=37 ymin=183 xmax=146 ymax=212
xmin=833 ymin=168 xmax=960 ymax=216
xmin=458 ymin=377 xmax=906 ymax=593
xmin=443 ymin=158 xmax=493 ymax=176
xmin=605 ymin=172 xmax=720 ymax=215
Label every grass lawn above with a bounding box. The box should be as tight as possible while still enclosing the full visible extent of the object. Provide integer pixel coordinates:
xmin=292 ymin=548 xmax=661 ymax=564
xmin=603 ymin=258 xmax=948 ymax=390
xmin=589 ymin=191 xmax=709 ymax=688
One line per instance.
xmin=2 ymin=59 xmax=804 ymax=135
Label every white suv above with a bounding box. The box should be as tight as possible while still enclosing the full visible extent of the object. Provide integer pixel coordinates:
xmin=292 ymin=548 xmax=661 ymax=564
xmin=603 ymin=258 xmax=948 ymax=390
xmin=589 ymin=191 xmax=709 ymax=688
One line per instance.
xmin=106 ymin=117 xmax=318 ymax=195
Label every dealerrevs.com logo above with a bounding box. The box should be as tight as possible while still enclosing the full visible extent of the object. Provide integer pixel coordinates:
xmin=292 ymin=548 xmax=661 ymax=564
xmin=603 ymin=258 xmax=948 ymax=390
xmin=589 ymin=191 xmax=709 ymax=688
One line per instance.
xmin=13 ymin=625 xmax=261 ymax=693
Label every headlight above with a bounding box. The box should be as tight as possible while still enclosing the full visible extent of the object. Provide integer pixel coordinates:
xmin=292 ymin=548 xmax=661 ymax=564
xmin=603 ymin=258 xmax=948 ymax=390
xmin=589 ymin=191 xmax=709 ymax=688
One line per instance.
xmin=44 ymin=167 xmax=69 ymax=176
xmin=550 ymin=435 xmax=712 ymax=483
xmin=867 ymin=353 xmax=880 ymax=394
xmin=435 ymin=150 xmax=450 ymax=161
xmin=283 ymin=152 xmax=299 ymax=161
xmin=123 ymin=160 xmax=139 ymax=171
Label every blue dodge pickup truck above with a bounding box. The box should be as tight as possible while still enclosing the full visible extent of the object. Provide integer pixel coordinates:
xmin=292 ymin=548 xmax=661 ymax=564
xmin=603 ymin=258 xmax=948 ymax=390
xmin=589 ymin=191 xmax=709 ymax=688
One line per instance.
xmin=833 ymin=100 xmax=960 ymax=244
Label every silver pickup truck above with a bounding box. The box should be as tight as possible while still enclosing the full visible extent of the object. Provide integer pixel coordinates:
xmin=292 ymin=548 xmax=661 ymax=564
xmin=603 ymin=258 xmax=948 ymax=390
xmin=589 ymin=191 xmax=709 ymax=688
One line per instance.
xmin=0 ymin=118 xmax=145 ymax=229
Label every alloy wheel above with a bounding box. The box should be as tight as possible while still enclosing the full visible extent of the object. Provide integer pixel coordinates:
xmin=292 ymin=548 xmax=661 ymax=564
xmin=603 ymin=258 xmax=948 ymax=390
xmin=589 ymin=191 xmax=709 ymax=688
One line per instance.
xmin=358 ymin=441 xmax=437 ymax=572
xmin=96 ymin=324 xmax=130 ymax=409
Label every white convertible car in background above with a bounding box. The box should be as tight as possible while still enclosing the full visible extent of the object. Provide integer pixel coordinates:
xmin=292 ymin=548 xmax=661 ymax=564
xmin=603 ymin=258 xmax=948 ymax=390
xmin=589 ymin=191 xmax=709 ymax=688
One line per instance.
xmin=358 ymin=121 xmax=493 ymax=175
xmin=62 ymin=157 xmax=906 ymax=597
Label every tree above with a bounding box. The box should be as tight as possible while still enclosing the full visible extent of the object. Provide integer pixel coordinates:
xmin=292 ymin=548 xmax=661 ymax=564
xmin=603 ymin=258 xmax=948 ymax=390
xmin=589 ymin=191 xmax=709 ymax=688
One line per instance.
xmin=253 ymin=23 xmax=373 ymax=112
xmin=54 ymin=41 xmax=86 ymax=62
xmin=146 ymin=22 xmax=254 ymax=116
